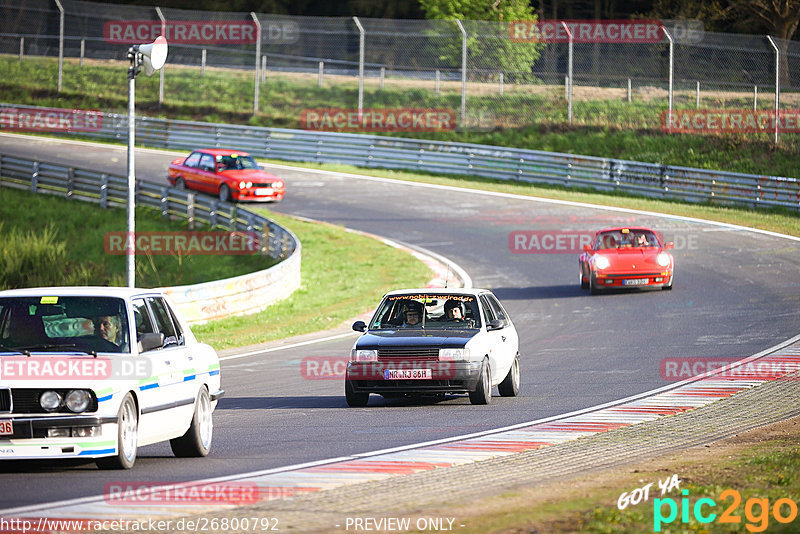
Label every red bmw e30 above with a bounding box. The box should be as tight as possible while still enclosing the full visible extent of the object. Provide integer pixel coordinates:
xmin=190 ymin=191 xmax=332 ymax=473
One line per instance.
xmin=168 ymin=149 xmax=285 ymax=202
xmin=579 ymin=227 xmax=674 ymax=294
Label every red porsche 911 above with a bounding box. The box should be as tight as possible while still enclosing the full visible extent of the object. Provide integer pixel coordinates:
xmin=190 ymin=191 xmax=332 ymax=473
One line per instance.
xmin=168 ymin=149 xmax=285 ymax=202
xmin=579 ymin=227 xmax=674 ymax=294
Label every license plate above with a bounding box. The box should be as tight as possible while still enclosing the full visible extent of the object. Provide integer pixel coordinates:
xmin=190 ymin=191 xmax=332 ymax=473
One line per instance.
xmin=623 ymin=278 xmax=649 ymax=286
xmin=384 ymin=369 xmax=432 ymax=380
xmin=0 ymin=421 xmax=12 ymax=436
xmin=254 ymin=188 xmax=273 ymax=196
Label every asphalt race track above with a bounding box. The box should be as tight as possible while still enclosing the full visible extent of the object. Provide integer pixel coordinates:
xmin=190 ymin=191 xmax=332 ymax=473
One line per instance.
xmin=1 ymin=134 xmax=799 ymax=511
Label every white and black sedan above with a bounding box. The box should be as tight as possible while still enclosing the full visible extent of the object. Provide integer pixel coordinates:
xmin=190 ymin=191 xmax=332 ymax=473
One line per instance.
xmin=0 ymin=287 xmax=223 ymax=469
xmin=345 ymin=289 xmax=520 ymax=406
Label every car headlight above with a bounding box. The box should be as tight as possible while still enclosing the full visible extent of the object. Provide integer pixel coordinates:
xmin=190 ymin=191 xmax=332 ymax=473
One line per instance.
xmin=239 ymin=181 xmax=252 ymax=189
xmin=350 ymin=349 xmax=377 ymax=362
xmin=593 ymin=255 xmax=610 ymax=270
xmin=276 ymin=181 xmax=284 ymax=189
xmin=439 ymin=348 xmax=470 ymax=361
xmin=40 ymin=391 xmax=62 ymax=412
xmin=65 ymin=390 xmax=92 ymax=413
xmin=657 ymin=252 xmax=671 ymax=267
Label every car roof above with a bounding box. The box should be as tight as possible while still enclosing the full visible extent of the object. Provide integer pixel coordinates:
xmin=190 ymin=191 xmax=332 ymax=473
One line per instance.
xmin=0 ymin=286 xmax=165 ymax=300
xmin=596 ymin=226 xmax=657 ymax=234
xmin=194 ymin=148 xmax=251 ymax=157
xmin=382 ymin=288 xmax=492 ymax=297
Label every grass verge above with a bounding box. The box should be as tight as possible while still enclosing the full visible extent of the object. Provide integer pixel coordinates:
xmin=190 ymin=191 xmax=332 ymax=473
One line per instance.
xmin=1 ymin=55 xmax=799 ymax=177
xmin=190 ymin=211 xmax=432 ymax=350
xmin=425 ymin=415 xmax=800 ymax=533
xmin=0 ymin=187 xmax=275 ymax=289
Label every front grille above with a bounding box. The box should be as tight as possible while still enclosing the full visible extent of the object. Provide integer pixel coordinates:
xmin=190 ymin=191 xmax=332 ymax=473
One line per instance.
xmin=378 ymin=347 xmax=439 ymax=362
xmin=0 ymin=388 xmax=10 ymax=412
xmin=252 ymin=182 xmax=275 ymax=188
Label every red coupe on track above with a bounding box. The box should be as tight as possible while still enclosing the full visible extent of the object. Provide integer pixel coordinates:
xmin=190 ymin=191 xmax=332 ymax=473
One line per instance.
xmin=168 ymin=149 xmax=285 ymax=202
xmin=579 ymin=227 xmax=674 ymax=294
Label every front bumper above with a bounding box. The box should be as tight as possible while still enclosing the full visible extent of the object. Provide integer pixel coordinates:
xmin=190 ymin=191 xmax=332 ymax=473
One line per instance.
xmin=0 ymin=415 xmax=118 ymax=460
xmin=346 ymin=360 xmax=483 ymax=394
xmin=233 ymin=188 xmax=285 ymax=202
xmin=592 ymin=270 xmax=672 ymax=289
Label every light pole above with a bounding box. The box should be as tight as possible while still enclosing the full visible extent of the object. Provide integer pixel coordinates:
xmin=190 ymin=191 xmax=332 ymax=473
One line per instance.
xmin=126 ymin=36 xmax=168 ymax=288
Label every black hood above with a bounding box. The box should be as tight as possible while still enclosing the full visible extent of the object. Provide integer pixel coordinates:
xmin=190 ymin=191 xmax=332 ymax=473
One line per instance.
xmin=355 ymin=329 xmax=477 ymax=349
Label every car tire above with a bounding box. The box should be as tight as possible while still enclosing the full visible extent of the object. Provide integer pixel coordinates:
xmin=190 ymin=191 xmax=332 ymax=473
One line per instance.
xmin=96 ymin=393 xmax=138 ymax=470
xmin=170 ymin=388 xmax=213 ymax=458
xmin=469 ymin=358 xmax=492 ymax=405
xmin=498 ymin=353 xmax=520 ymax=397
xmin=662 ymin=274 xmax=674 ymax=290
xmin=345 ymin=379 xmax=369 ymax=407
xmin=175 ymin=177 xmax=186 ymax=190
xmin=219 ymin=184 xmax=231 ymax=202
xmin=589 ymin=274 xmax=602 ymax=295
xmin=580 ymin=270 xmax=589 ymax=289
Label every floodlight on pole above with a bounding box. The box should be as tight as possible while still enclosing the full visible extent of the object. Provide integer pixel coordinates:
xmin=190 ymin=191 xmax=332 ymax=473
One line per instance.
xmin=126 ymin=36 xmax=167 ymax=288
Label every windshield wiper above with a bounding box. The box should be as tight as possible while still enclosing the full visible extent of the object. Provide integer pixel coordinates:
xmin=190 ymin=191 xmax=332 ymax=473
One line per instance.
xmin=0 ymin=343 xmax=31 ymax=356
xmin=11 ymin=344 xmax=98 ymax=358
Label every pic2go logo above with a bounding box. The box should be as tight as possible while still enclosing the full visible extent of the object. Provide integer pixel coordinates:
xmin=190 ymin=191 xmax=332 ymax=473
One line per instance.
xmin=654 ymin=489 xmax=798 ymax=532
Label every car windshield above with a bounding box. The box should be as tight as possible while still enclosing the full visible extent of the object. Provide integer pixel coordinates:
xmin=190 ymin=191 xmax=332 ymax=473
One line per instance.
xmin=369 ymin=294 xmax=481 ymax=330
xmin=596 ymin=230 xmax=658 ymax=250
xmin=216 ymin=154 xmax=258 ymax=171
xmin=0 ymin=296 xmax=130 ymax=354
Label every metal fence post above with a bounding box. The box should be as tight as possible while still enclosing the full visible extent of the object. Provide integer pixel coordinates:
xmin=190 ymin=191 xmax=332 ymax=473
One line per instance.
xmin=767 ymin=35 xmax=780 ymax=145
xmin=160 ymin=187 xmax=169 ymax=218
xmin=251 ymin=13 xmax=261 ymax=114
xmin=456 ymin=20 xmax=467 ymax=126
xmin=19 ymin=36 xmax=24 ymax=61
xmin=80 ymin=39 xmax=85 ymax=67
xmin=627 ymin=78 xmax=631 ymax=102
xmin=663 ymin=27 xmax=674 ymax=132
xmin=499 ymin=72 xmax=503 ymax=95
xmin=754 ymin=85 xmax=758 ymax=110
xmin=696 ymin=81 xmax=700 ymax=108
xmin=353 ymin=16 xmax=365 ymax=120
xmin=201 ymin=49 xmax=206 ymax=76
xmin=155 ymin=7 xmax=166 ymax=107
xmin=66 ymin=167 xmax=74 ymax=198
xmin=561 ymin=22 xmax=573 ymax=125
xmin=261 ymin=55 xmax=267 ymax=83
xmin=318 ymin=61 xmax=324 ymax=87
xmin=187 ymin=192 xmax=195 ymax=230
xmin=31 ymin=162 xmax=39 ymax=193
xmin=99 ymin=174 xmax=108 ymax=209
xmin=54 ymin=0 xmax=64 ymax=92
xmin=435 ymin=69 xmax=440 ymax=95
xmin=380 ymin=66 xmax=385 ymax=90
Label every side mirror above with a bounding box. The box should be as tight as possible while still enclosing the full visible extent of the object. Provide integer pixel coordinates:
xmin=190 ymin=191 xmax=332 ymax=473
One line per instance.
xmin=583 ymin=245 xmax=592 ymax=252
xmin=352 ymin=321 xmax=367 ymax=332
xmin=664 ymin=242 xmax=674 ymax=250
xmin=139 ymin=332 xmax=165 ymax=352
xmin=487 ymin=319 xmax=504 ymax=331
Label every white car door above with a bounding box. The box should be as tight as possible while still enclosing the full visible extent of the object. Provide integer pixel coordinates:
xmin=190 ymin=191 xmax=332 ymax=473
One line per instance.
xmin=485 ymin=293 xmax=518 ymax=380
xmin=479 ymin=294 xmax=516 ymax=384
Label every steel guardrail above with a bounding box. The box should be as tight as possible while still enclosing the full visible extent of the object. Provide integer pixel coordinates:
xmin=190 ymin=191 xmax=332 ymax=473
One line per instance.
xmin=3 ymin=103 xmax=796 ymax=211
xmin=0 ymin=151 xmax=301 ymax=324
